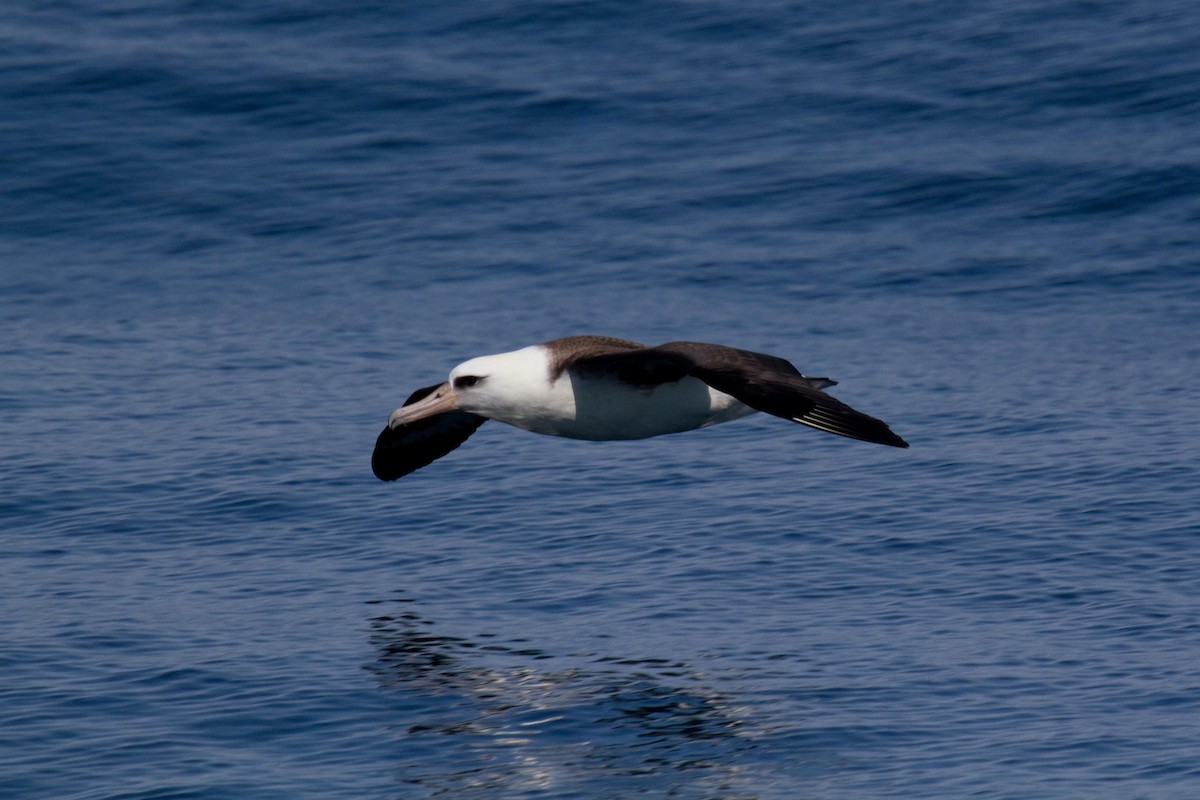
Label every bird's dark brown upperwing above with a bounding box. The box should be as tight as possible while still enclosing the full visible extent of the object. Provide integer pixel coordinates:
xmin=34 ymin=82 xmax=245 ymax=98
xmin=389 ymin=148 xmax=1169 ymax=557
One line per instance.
xmin=572 ymin=340 xmax=909 ymax=448
xmin=371 ymin=383 xmax=488 ymax=481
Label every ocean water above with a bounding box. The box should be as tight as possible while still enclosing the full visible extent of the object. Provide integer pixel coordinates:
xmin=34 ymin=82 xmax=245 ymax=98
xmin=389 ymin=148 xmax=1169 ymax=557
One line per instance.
xmin=3 ymin=1 xmax=1200 ymax=798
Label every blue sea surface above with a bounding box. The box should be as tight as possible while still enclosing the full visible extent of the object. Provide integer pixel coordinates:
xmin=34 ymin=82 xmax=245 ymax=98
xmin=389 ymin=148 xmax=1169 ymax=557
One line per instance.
xmin=3 ymin=1 xmax=1200 ymax=798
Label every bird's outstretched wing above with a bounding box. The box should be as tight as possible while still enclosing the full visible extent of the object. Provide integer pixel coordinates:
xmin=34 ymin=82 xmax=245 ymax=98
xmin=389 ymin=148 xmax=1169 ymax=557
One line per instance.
xmin=572 ymin=340 xmax=909 ymax=448
xmin=371 ymin=384 xmax=488 ymax=481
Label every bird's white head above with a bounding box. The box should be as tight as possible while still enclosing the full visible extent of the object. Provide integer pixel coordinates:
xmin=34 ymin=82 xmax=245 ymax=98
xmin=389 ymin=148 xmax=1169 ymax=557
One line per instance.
xmin=447 ymin=346 xmax=554 ymax=423
xmin=387 ymin=345 xmax=556 ymax=430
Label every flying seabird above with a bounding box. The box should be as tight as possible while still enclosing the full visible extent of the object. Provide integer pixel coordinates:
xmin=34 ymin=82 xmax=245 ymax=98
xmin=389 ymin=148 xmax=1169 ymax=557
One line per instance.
xmin=372 ymin=335 xmax=908 ymax=481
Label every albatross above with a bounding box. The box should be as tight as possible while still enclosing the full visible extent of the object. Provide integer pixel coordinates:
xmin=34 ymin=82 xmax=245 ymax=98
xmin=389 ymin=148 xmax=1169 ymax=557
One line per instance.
xmin=372 ymin=335 xmax=908 ymax=480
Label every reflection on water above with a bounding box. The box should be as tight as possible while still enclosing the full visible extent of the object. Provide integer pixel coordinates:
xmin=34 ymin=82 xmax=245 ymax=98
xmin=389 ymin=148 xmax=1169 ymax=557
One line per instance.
xmin=366 ymin=596 xmax=767 ymax=799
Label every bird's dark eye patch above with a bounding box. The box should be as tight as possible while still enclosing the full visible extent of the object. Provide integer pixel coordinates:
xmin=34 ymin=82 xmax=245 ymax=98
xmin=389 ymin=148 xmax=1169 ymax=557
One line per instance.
xmin=454 ymin=375 xmax=483 ymax=389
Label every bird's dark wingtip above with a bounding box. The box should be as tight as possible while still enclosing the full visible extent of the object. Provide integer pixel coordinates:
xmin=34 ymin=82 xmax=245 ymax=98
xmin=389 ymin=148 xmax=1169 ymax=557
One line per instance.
xmin=848 ymin=422 xmax=910 ymax=449
xmin=371 ymin=425 xmax=410 ymax=481
xmin=790 ymin=402 xmax=909 ymax=449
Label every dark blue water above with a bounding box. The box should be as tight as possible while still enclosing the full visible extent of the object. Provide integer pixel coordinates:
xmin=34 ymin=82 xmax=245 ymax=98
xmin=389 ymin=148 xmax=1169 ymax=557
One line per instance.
xmin=4 ymin=2 xmax=1200 ymax=798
